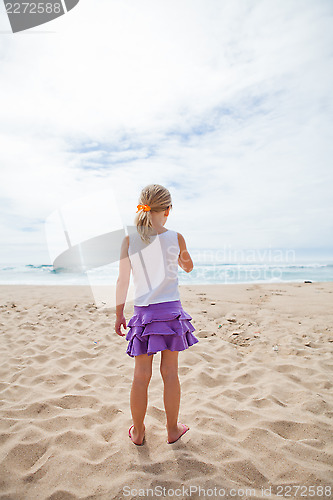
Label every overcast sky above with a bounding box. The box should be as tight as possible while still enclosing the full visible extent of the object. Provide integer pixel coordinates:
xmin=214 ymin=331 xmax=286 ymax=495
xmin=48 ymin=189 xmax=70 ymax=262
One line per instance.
xmin=0 ymin=0 xmax=332 ymax=264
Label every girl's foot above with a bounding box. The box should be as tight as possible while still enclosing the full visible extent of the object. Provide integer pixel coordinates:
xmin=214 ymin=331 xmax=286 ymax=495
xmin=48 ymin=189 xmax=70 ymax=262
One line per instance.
xmin=167 ymin=423 xmax=189 ymax=444
xmin=129 ymin=424 xmax=145 ymax=445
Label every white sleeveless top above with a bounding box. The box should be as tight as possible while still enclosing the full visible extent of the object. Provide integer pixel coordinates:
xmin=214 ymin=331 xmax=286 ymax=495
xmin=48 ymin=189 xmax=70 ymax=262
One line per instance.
xmin=128 ymin=229 xmax=181 ymax=306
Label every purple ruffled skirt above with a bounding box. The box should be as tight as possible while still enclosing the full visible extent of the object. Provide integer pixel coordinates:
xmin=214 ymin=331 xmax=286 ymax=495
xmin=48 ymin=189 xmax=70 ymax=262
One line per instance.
xmin=125 ymin=300 xmax=199 ymax=357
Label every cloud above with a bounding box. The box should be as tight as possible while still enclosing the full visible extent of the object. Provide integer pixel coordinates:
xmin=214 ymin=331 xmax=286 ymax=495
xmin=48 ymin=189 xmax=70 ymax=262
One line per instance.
xmin=0 ymin=0 xmax=332 ymax=263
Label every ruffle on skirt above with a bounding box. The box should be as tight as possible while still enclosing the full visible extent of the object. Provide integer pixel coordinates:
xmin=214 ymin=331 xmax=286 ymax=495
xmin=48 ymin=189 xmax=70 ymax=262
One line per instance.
xmin=125 ymin=300 xmax=199 ymax=357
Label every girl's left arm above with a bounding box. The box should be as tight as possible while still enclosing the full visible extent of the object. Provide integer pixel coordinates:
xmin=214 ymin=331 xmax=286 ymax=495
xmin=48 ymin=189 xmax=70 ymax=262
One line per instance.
xmin=115 ymin=236 xmax=131 ymax=336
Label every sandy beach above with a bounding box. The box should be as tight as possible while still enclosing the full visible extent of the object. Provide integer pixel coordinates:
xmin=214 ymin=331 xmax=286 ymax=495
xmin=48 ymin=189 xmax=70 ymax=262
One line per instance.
xmin=0 ymin=282 xmax=332 ymax=500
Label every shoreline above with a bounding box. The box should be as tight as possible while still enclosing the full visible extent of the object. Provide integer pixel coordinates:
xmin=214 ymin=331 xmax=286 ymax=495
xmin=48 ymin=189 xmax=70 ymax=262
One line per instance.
xmin=0 ymin=280 xmax=329 ymax=291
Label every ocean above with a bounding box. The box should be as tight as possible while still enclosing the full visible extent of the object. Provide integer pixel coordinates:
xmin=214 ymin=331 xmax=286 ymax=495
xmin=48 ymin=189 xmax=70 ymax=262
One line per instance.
xmin=0 ymin=249 xmax=332 ymax=285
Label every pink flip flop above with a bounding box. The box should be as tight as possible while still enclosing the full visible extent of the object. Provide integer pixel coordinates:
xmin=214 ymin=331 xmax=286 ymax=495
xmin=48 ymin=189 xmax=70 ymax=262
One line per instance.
xmin=128 ymin=425 xmax=145 ymax=446
xmin=167 ymin=423 xmax=190 ymax=444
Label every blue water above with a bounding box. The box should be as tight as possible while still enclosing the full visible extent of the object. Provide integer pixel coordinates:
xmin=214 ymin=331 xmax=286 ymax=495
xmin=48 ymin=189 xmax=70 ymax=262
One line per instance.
xmin=0 ymin=259 xmax=332 ymax=285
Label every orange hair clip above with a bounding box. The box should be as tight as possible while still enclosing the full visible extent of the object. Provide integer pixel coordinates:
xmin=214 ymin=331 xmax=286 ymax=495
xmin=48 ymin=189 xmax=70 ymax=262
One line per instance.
xmin=136 ymin=204 xmax=151 ymax=213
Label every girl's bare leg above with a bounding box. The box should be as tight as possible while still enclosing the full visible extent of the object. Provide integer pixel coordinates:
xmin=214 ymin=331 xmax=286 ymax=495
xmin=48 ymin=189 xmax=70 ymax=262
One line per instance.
xmin=160 ymin=350 xmax=189 ymax=443
xmin=130 ymin=353 xmax=153 ymax=444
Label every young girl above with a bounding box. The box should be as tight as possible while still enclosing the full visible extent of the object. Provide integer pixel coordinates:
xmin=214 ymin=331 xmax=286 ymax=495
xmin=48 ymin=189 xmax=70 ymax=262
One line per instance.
xmin=114 ymin=184 xmax=199 ymax=445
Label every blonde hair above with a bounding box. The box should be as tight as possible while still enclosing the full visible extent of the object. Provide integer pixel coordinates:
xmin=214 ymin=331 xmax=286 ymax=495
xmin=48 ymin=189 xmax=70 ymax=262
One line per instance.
xmin=134 ymin=184 xmax=172 ymax=244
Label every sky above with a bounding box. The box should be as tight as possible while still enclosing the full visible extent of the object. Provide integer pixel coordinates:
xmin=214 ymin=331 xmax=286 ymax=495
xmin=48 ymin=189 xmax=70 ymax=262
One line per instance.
xmin=0 ymin=0 xmax=332 ymax=265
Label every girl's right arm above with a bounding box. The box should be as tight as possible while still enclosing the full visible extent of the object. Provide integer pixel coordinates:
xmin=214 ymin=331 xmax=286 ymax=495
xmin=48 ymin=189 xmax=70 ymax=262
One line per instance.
xmin=177 ymin=233 xmax=193 ymax=273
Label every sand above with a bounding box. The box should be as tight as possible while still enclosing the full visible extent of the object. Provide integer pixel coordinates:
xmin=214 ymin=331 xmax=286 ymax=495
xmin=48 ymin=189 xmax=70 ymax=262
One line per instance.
xmin=0 ymin=282 xmax=332 ymax=500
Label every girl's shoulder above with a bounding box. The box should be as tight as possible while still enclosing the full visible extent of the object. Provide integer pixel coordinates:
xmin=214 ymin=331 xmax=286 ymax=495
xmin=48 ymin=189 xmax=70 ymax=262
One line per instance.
xmin=176 ymin=232 xmax=190 ymax=252
xmin=124 ymin=235 xmax=130 ymax=246
xmin=120 ymin=234 xmax=130 ymax=259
